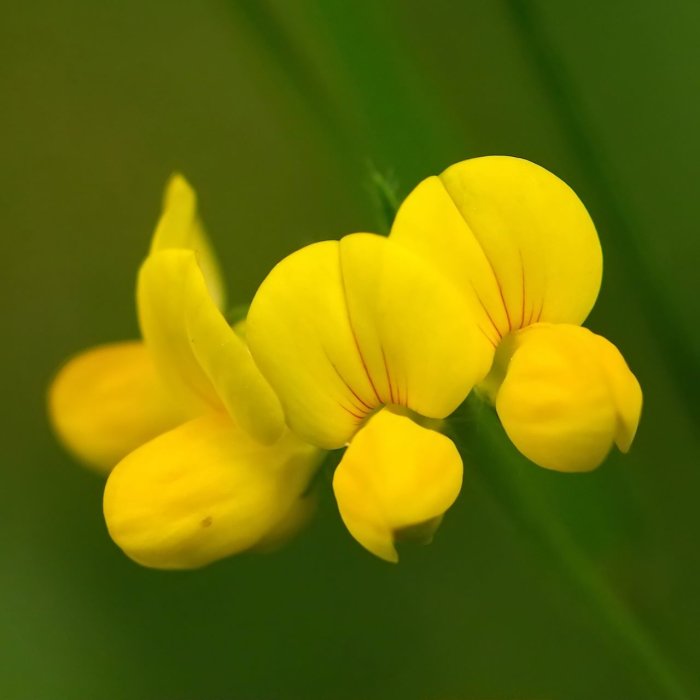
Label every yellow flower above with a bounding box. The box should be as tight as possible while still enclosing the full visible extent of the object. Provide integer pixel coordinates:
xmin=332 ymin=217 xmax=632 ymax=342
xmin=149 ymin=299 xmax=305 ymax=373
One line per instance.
xmin=246 ymin=232 xmax=494 ymax=449
xmin=246 ymin=232 xmax=491 ymax=561
xmin=49 ymin=175 xmax=322 ymax=569
xmin=49 ymin=156 xmax=642 ymax=567
xmin=390 ymin=155 xmax=642 ymax=472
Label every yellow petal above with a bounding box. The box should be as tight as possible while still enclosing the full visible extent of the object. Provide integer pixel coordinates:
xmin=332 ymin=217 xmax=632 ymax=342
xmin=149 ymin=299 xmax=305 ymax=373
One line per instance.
xmin=150 ymin=173 xmax=226 ymax=309
xmin=138 ymin=249 xmax=285 ymax=442
xmin=48 ymin=342 xmax=182 ymax=473
xmin=333 ymin=409 xmax=463 ymax=562
xmin=137 ymin=250 xmax=220 ymax=417
xmin=495 ymin=324 xmax=642 ymax=472
xmin=103 ymin=413 xmax=322 ymax=569
xmin=339 ymin=233 xmax=494 ymax=419
xmin=247 ymin=234 xmax=492 ymax=449
xmin=391 ymin=156 xmax=602 ymax=338
xmin=587 ymin=333 xmax=643 ymax=453
xmin=248 ymin=240 xmax=374 ymax=448
xmin=185 ymin=265 xmax=285 ymax=444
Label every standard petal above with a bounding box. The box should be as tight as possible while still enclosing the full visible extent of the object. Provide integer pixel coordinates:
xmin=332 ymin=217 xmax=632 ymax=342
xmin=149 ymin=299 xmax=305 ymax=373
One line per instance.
xmin=150 ymin=173 xmax=226 ymax=309
xmin=48 ymin=342 xmax=182 ymax=473
xmin=247 ymin=240 xmax=382 ymax=449
xmin=391 ymin=156 xmax=602 ymax=336
xmin=247 ymin=235 xmax=492 ymax=449
xmin=495 ymin=324 xmax=642 ymax=472
xmin=138 ymin=249 xmax=285 ymax=443
xmin=339 ymin=234 xmax=494 ymax=419
xmin=333 ymin=409 xmax=463 ymax=562
xmin=103 ymin=413 xmax=322 ymax=569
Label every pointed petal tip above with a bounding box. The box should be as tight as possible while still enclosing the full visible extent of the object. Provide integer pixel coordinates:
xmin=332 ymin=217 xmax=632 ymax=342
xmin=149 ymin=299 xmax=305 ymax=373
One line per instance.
xmin=380 ymin=547 xmax=400 ymax=564
xmin=164 ymin=172 xmax=194 ymax=202
xmin=148 ymin=173 xmax=226 ymax=308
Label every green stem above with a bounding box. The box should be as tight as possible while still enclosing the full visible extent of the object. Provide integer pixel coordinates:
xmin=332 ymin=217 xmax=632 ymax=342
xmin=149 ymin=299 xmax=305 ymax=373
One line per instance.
xmin=229 ymin=0 xmax=354 ymax=151
xmin=452 ymin=397 xmax=692 ymax=700
xmin=367 ymin=167 xmax=401 ymax=234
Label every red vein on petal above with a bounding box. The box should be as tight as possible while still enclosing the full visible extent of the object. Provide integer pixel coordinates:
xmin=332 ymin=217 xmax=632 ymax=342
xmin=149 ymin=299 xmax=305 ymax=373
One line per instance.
xmin=322 ymin=347 xmax=374 ymax=414
xmin=398 ymin=375 xmax=408 ymax=407
xmin=440 ymin=180 xmax=512 ymax=333
xmin=470 ymin=282 xmax=502 ymax=344
xmin=339 ymin=403 xmax=364 ymax=422
xmin=472 ymin=245 xmax=512 ymax=332
xmin=526 ymin=298 xmax=536 ymax=326
xmin=381 ymin=346 xmax=395 ymax=404
xmin=478 ymin=325 xmax=498 ymax=349
xmin=535 ymin=295 xmax=545 ymax=323
xmin=527 ymin=287 xmax=542 ymax=326
xmin=353 ymin=326 xmax=384 ymax=404
xmin=499 ymin=275 xmax=513 ymax=331
xmin=337 ymin=246 xmax=385 ymax=406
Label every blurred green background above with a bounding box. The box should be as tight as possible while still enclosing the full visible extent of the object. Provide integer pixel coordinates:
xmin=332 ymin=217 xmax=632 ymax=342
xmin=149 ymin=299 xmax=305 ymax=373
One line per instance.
xmin=2 ymin=1 xmax=699 ymax=699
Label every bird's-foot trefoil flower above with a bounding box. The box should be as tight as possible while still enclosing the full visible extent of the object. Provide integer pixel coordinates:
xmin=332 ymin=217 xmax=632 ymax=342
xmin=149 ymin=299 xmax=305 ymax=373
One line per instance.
xmin=49 ymin=175 xmax=322 ymax=569
xmin=390 ymin=155 xmax=642 ymax=472
xmin=49 ymin=155 xmax=643 ymax=567
xmin=246 ymin=231 xmax=492 ymax=561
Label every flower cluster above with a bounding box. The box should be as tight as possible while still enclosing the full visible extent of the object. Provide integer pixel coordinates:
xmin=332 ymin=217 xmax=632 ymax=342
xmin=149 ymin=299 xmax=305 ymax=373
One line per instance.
xmin=49 ymin=157 xmax=642 ymax=567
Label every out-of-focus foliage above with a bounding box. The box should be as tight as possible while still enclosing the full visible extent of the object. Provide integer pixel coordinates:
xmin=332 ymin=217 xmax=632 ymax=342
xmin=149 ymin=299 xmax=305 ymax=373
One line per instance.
xmin=1 ymin=1 xmax=698 ymax=699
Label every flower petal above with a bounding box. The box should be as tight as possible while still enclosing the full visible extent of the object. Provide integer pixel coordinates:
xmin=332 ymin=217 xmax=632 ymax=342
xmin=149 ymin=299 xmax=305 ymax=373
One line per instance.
xmin=137 ymin=250 xmax=220 ymax=417
xmin=495 ymin=324 xmax=642 ymax=472
xmin=391 ymin=156 xmax=602 ymax=336
xmin=333 ymin=409 xmax=463 ymax=562
xmin=247 ymin=235 xmax=492 ymax=449
xmin=150 ymin=173 xmax=226 ymax=309
xmin=248 ymin=240 xmax=373 ymax=449
xmin=48 ymin=342 xmax=182 ymax=473
xmin=339 ymin=233 xmax=494 ymax=420
xmin=138 ymin=249 xmax=285 ymax=442
xmin=103 ymin=413 xmax=322 ymax=569
xmin=184 ymin=265 xmax=285 ymax=444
